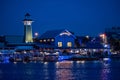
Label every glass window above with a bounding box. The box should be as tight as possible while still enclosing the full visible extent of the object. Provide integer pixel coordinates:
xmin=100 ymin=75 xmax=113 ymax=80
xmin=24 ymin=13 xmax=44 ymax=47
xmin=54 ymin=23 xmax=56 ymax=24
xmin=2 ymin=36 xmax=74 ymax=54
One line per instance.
xmin=67 ymin=42 xmax=72 ymax=47
xmin=40 ymin=40 xmax=42 ymax=42
xmin=58 ymin=42 xmax=62 ymax=47
xmin=51 ymin=39 xmax=54 ymax=42
xmin=44 ymin=39 xmax=46 ymax=42
xmin=47 ymin=39 xmax=50 ymax=41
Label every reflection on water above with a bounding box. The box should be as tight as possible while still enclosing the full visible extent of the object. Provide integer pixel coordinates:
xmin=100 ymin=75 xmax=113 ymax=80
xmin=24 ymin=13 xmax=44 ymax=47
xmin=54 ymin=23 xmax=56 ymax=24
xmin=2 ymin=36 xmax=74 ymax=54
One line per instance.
xmin=56 ymin=61 xmax=73 ymax=80
xmin=101 ymin=61 xmax=111 ymax=80
xmin=0 ymin=60 xmax=120 ymax=80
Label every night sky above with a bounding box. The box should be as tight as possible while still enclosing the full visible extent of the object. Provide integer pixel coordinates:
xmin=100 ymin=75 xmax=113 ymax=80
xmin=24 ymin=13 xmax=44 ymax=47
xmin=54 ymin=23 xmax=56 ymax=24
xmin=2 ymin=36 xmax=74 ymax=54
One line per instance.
xmin=0 ymin=0 xmax=120 ymax=36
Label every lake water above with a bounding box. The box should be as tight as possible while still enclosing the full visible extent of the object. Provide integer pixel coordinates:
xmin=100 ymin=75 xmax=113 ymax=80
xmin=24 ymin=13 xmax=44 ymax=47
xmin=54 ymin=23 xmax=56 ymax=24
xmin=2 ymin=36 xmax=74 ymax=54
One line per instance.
xmin=0 ymin=59 xmax=120 ymax=80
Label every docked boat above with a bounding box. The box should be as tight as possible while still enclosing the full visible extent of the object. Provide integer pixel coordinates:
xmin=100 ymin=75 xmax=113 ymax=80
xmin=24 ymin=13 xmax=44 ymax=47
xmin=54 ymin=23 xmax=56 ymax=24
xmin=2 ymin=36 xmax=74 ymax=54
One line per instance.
xmin=44 ymin=54 xmax=58 ymax=62
xmin=43 ymin=51 xmax=59 ymax=62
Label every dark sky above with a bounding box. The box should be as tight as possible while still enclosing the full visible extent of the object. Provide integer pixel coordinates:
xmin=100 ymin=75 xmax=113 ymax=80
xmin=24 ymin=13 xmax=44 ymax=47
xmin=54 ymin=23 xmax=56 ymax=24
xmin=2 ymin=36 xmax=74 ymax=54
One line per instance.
xmin=0 ymin=0 xmax=120 ymax=36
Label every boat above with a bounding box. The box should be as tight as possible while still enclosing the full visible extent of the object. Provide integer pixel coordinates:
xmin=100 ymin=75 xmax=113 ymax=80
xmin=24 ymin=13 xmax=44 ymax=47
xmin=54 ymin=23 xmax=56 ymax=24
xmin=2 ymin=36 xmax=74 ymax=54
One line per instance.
xmin=44 ymin=54 xmax=58 ymax=62
xmin=43 ymin=51 xmax=59 ymax=62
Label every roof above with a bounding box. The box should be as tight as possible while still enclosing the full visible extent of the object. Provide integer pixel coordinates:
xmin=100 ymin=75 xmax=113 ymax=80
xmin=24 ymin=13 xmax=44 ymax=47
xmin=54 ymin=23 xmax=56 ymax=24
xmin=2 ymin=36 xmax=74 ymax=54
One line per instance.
xmin=25 ymin=13 xmax=31 ymax=17
xmin=5 ymin=35 xmax=24 ymax=43
xmin=23 ymin=13 xmax=33 ymax=21
xmin=15 ymin=46 xmax=34 ymax=51
xmin=39 ymin=29 xmax=75 ymax=39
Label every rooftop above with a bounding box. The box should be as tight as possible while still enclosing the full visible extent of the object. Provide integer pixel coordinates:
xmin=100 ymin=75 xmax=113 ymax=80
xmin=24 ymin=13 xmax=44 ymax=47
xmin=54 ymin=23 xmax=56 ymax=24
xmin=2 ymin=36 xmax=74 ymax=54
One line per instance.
xmin=39 ymin=29 xmax=74 ymax=39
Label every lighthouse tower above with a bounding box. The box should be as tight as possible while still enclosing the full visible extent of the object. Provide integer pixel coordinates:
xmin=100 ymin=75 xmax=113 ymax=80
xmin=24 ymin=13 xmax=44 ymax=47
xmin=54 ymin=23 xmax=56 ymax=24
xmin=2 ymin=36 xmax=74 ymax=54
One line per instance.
xmin=23 ymin=13 xmax=33 ymax=43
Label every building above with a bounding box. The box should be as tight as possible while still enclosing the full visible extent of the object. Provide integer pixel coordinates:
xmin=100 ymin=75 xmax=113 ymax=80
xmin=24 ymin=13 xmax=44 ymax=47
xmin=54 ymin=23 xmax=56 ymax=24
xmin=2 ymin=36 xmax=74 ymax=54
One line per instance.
xmin=105 ymin=27 xmax=120 ymax=40
xmin=4 ymin=35 xmax=23 ymax=47
xmin=23 ymin=13 xmax=33 ymax=43
xmin=38 ymin=29 xmax=76 ymax=49
xmin=0 ymin=13 xmax=111 ymax=54
xmin=0 ymin=35 xmax=35 ymax=51
xmin=5 ymin=35 xmax=24 ymax=44
xmin=105 ymin=27 xmax=120 ymax=51
xmin=0 ymin=13 xmax=35 ymax=51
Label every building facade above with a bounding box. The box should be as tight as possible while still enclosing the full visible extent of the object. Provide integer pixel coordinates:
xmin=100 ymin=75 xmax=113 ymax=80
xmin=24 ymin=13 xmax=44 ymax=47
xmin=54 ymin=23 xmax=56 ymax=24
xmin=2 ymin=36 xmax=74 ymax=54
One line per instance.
xmin=38 ymin=29 xmax=76 ymax=49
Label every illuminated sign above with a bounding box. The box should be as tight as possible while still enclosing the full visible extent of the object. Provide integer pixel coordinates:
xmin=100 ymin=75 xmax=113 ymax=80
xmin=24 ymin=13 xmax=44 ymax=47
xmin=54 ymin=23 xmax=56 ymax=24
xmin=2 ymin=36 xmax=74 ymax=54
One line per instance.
xmin=60 ymin=31 xmax=71 ymax=36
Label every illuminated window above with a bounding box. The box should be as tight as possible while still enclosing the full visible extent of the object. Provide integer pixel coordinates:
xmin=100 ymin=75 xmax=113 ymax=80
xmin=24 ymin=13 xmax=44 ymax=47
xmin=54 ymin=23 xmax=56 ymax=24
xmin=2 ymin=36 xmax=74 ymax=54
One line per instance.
xmin=47 ymin=39 xmax=50 ymax=41
xmin=44 ymin=39 xmax=46 ymax=42
xmin=40 ymin=40 xmax=42 ymax=42
xmin=67 ymin=42 xmax=72 ymax=47
xmin=51 ymin=39 xmax=54 ymax=42
xmin=58 ymin=42 xmax=62 ymax=47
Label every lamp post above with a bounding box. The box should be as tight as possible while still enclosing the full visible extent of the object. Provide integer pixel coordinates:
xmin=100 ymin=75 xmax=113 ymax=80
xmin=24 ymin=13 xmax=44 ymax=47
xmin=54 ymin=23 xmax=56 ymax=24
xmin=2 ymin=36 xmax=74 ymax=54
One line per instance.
xmin=34 ymin=32 xmax=38 ymax=38
xmin=34 ymin=32 xmax=39 ymax=42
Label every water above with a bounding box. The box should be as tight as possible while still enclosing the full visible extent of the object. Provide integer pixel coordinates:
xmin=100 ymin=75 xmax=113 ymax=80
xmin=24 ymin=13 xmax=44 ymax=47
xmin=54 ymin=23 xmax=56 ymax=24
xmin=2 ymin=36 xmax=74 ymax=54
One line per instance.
xmin=0 ymin=60 xmax=120 ymax=80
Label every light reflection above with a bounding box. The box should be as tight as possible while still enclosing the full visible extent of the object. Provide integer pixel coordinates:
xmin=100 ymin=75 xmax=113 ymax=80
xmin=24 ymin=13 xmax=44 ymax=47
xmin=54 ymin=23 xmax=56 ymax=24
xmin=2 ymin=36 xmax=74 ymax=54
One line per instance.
xmin=26 ymin=70 xmax=32 ymax=75
xmin=55 ymin=62 xmax=59 ymax=68
xmin=34 ymin=61 xmax=37 ymax=63
xmin=44 ymin=62 xmax=48 ymax=65
xmin=13 ymin=62 xmax=17 ymax=64
xmin=43 ymin=69 xmax=49 ymax=76
xmin=0 ymin=60 xmax=117 ymax=80
xmin=103 ymin=58 xmax=111 ymax=61
xmin=55 ymin=61 xmax=74 ymax=80
xmin=101 ymin=61 xmax=111 ymax=80
xmin=23 ymin=51 xmax=27 ymax=54
xmin=81 ymin=61 xmax=85 ymax=63
xmin=77 ymin=61 xmax=85 ymax=64
xmin=101 ymin=68 xmax=111 ymax=80
xmin=70 ymin=61 xmax=73 ymax=63
xmin=23 ymin=61 xmax=27 ymax=64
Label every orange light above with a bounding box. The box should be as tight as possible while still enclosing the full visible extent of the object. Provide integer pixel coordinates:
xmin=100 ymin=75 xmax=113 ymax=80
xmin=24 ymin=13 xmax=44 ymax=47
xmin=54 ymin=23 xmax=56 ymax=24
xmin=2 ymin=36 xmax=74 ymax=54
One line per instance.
xmin=100 ymin=34 xmax=106 ymax=38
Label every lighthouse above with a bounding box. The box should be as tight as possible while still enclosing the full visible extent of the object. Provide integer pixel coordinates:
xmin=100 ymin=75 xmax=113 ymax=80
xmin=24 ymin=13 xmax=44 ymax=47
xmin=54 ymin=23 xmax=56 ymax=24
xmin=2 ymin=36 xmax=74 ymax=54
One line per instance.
xmin=23 ymin=13 xmax=33 ymax=43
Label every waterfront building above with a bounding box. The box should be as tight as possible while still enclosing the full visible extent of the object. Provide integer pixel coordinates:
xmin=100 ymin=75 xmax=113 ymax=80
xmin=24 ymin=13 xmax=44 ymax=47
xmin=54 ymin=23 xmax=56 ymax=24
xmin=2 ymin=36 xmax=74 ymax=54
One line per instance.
xmin=72 ymin=36 xmax=111 ymax=56
xmin=76 ymin=36 xmax=102 ymax=47
xmin=105 ymin=27 xmax=120 ymax=40
xmin=5 ymin=35 xmax=24 ymax=44
xmin=0 ymin=13 xmax=111 ymax=56
xmin=38 ymin=29 xmax=76 ymax=49
xmin=0 ymin=13 xmax=35 ymax=51
xmin=0 ymin=35 xmax=24 ymax=49
xmin=0 ymin=35 xmax=35 ymax=51
xmin=105 ymin=27 xmax=120 ymax=52
xmin=23 ymin=13 xmax=33 ymax=43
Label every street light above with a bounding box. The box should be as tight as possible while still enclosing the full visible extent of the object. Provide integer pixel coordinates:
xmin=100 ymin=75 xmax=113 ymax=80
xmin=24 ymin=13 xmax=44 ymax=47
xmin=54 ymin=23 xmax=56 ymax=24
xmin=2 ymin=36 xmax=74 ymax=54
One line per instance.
xmin=86 ymin=35 xmax=89 ymax=39
xmin=34 ymin=32 xmax=38 ymax=37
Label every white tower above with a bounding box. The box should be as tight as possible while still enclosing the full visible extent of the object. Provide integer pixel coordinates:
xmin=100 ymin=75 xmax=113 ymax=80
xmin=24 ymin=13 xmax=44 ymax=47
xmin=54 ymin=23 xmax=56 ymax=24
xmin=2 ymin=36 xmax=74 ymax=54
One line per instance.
xmin=23 ymin=13 xmax=33 ymax=43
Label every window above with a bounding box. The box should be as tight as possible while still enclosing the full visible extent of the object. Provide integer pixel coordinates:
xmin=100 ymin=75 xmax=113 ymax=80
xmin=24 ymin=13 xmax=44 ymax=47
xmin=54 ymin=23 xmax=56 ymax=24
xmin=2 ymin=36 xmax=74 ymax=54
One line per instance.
xmin=40 ymin=40 xmax=42 ymax=42
xmin=47 ymin=39 xmax=50 ymax=41
xmin=44 ymin=39 xmax=46 ymax=42
xmin=51 ymin=39 xmax=54 ymax=42
xmin=67 ymin=42 xmax=72 ymax=47
xmin=58 ymin=42 xmax=62 ymax=47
